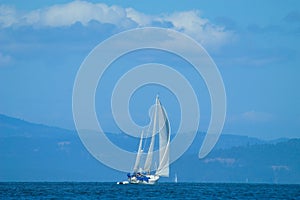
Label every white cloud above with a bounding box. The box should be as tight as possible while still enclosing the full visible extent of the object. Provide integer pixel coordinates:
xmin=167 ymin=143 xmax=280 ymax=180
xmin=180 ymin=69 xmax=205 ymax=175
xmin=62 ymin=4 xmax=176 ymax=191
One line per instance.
xmin=126 ymin=7 xmax=152 ymax=27
xmin=163 ymin=10 xmax=234 ymax=49
xmin=0 ymin=1 xmax=234 ymax=49
xmin=23 ymin=1 xmax=135 ymax=28
xmin=0 ymin=5 xmax=17 ymax=27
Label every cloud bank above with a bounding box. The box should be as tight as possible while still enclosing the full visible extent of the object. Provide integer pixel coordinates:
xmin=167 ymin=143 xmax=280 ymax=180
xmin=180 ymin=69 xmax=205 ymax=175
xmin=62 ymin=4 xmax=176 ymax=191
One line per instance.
xmin=0 ymin=1 xmax=234 ymax=49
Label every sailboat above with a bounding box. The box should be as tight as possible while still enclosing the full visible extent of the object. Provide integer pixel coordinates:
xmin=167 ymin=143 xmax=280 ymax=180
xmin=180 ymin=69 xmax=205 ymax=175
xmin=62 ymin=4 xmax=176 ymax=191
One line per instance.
xmin=117 ymin=96 xmax=170 ymax=185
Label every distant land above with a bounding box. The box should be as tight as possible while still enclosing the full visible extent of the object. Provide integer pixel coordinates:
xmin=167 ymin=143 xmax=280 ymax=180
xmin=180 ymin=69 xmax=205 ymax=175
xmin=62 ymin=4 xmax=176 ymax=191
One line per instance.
xmin=0 ymin=114 xmax=299 ymax=184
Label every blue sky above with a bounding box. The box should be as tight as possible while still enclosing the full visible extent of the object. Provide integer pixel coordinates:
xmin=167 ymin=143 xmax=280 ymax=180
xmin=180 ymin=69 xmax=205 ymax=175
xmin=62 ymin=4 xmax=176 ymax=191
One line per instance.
xmin=0 ymin=0 xmax=299 ymax=139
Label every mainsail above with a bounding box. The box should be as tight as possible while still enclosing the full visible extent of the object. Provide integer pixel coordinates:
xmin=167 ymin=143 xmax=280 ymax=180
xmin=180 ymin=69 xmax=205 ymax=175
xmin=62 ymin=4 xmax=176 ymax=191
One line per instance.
xmin=134 ymin=96 xmax=170 ymax=177
xmin=143 ymin=97 xmax=158 ymax=173
xmin=155 ymin=99 xmax=170 ymax=177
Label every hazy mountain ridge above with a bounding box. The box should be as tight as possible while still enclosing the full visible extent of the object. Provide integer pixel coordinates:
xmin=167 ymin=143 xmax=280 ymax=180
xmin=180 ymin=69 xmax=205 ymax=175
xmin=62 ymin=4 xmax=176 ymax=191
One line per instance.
xmin=0 ymin=114 xmax=299 ymax=183
xmin=175 ymin=139 xmax=300 ymax=183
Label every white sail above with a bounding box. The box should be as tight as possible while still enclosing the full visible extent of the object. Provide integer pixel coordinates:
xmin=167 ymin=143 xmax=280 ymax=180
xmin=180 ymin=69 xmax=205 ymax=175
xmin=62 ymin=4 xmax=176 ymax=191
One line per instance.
xmin=133 ymin=131 xmax=143 ymax=173
xmin=155 ymin=98 xmax=170 ymax=177
xmin=143 ymin=98 xmax=158 ymax=173
xmin=125 ymin=96 xmax=170 ymax=185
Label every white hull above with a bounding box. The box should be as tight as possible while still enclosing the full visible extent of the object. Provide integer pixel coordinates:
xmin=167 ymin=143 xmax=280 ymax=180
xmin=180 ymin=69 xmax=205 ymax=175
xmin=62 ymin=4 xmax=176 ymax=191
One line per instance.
xmin=117 ymin=181 xmax=129 ymax=185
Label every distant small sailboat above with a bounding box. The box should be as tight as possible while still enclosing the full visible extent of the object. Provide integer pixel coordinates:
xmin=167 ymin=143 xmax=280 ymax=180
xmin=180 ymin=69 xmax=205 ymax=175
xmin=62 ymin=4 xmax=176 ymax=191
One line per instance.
xmin=174 ymin=173 xmax=178 ymax=183
xmin=117 ymin=95 xmax=170 ymax=185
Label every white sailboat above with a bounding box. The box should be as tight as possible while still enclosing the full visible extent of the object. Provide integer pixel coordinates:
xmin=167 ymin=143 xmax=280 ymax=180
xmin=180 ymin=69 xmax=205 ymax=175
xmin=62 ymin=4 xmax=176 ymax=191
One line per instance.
xmin=118 ymin=96 xmax=170 ymax=185
xmin=174 ymin=173 xmax=178 ymax=183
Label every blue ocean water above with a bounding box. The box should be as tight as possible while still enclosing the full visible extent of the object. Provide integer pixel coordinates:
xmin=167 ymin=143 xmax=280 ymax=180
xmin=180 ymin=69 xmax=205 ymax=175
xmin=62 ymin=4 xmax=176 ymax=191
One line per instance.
xmin=0 ymin=182 xmax=299 ymax=199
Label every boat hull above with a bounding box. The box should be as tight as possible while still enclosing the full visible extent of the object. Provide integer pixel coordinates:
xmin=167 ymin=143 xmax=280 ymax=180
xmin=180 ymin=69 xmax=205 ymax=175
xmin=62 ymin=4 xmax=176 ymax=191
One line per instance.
xmin=117 ymin=181 xmax=129 ymax=185
xmin=129 ymin=175 xmax=159 ymax=185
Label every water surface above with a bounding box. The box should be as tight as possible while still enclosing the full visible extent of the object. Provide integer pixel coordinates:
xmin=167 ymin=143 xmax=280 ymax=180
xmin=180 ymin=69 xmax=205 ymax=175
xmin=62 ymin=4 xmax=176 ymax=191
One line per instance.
xmin=0 ymin=182 xmax=299 ymax=199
